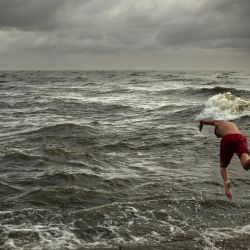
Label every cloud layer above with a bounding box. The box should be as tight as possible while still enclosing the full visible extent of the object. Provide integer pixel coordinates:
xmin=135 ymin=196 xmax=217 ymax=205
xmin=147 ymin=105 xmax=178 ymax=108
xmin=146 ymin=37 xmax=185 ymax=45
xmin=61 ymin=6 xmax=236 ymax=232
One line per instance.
xmin=0 ymin=0 xmax=249 ymax=69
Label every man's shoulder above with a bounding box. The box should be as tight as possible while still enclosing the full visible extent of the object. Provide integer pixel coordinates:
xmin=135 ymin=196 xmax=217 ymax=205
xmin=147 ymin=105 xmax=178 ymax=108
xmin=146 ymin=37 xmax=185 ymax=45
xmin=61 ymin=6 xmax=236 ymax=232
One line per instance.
xmin=217 ymin=121 xmax=237 ymax=127
xmin=213 ymin=120 xmax=224 ymax=125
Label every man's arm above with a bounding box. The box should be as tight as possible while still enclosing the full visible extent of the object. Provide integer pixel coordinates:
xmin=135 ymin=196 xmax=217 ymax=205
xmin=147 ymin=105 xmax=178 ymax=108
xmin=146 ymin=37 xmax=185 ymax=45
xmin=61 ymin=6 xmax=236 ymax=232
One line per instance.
xmin=199 ymin=119 xmax=220 ymax=132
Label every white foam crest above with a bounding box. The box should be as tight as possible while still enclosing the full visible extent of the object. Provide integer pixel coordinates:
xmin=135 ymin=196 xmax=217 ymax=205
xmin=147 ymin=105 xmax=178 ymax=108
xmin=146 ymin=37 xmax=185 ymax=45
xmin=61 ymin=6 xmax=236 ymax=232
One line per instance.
xmin=202 ymin=228 xmax=233 ymax=250
xmin=2 ymin=224 xmax=83 ymax=250
xmin=202 ymin=224 xmax=250 ymax=250
xmin=77 ymin=205 xmax=187 ymax=248
xmin=196 ymin=92 xmax=250 ymax=120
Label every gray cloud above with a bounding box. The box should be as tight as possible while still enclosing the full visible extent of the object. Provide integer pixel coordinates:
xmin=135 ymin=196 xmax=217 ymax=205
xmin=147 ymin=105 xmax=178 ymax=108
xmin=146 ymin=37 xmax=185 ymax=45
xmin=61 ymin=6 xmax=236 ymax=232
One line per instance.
xmin=0 ymin=0 xmax=250 ymax=70
xmin=0 ymin=0 xmax=65 ymax=31
xmin=157 ymin=0 xmax=250 ymax=49
xmin=1 ymin=0 xmax=250 ymax=53
xmin=0 ymin=0 xmax=117 ymax=31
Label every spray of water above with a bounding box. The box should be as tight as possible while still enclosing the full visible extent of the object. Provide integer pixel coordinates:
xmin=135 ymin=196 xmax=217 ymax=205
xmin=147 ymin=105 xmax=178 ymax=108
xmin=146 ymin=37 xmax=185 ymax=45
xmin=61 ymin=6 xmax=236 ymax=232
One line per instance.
xmin=197 ymin=92 xmax=250 ymax=120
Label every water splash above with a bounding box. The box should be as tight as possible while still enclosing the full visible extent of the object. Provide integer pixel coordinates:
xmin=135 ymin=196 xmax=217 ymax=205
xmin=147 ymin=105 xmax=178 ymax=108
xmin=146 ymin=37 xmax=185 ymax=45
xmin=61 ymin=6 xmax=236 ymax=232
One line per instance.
xmin=197 ymin=92 xmax=250 ymax=120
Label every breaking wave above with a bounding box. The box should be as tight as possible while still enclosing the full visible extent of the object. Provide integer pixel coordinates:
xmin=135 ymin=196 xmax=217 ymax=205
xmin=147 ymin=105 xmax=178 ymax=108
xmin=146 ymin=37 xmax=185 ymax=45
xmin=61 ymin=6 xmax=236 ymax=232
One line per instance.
xmin=196 ymin=92 xmax=250 ymax=120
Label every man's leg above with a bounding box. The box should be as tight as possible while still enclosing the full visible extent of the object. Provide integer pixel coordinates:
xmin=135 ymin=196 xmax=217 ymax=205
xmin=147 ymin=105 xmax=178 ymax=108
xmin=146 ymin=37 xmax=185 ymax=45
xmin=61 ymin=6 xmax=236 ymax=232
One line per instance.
xmin=236 ymin=135 xmax=250 ymax=170
xmin=220 ymin=138 xmax=233 ymax=199
xmin=220 ymin=167 xmax=232 ymax=199
xmin=240 ymin=153 xmax=250 ymax=170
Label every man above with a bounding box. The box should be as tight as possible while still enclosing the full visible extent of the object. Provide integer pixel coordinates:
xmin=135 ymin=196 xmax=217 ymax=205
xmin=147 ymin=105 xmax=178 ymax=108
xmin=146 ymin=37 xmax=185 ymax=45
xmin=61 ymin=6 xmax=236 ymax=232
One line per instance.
xmin=199 ymin=119 xmax=250 ymax=199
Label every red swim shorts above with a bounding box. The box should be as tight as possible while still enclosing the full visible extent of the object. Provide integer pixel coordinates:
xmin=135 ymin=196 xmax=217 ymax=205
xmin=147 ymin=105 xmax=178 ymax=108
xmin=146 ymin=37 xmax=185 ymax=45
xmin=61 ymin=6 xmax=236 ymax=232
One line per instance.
xmin=220 ymin=134 xmax=249 ymax=168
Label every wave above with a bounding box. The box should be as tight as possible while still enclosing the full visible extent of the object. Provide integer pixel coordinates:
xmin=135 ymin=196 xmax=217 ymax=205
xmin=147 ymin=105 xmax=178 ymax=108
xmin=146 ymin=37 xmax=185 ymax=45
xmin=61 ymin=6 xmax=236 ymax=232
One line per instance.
xmin=96 ymin=103 xmax=136 ymax=112
xmin=203 ymin=86 xmax=238 ymax=94
xmin=97 ymin=141 xmax=133 ymax=151
xmin=214 ymin=71 xmax=235 ymax=79
xmin=197 ymin=92 xmax=250 ymax=120
xmin=99 ymin=88 xmax=134 ymax=95
xmin=71 ymin=76 xmax=89 ymax=82
xmin=67 ymin=197 xmax=243 ymax=248
xmin=17 ymin=169 xmax=138 ymax=193
xmin=16 ymin=123 xmax=101 ymax=152
xmin=0 ymin=101 xmax=13 ymax=108
xmin=23 ymin=123 xmax=98 ymax=138
xmin=156 ymin=74 xmax=205 ymax=83
xmin=0 ymin=180 xmax=22 ymax=195
xmin=204 ymin=224 xmax=250 ymax=250
xmin=43 ymin=147 xmax=71 ymax=157
xmin=35 ymin=171 xmax=104 ymax=188
xmin=154 ymin=86 xmax=246 ymax=99
xmin=129 ymin=72 xmax=148 ymax=77
xmin=19 ymin=172 xmax=139 ymax=207
xmin=154 ymin=74 xmax=181 ymax=81
xmin=163 ymin=106 xmax=201 ymax=122
xmin=1 ymin=147 xmax=95 ymax=169
xmin=98 ymin=138 xmax=181 ymax=151
xmin=21 ymin=187 xmax=116 ymax=208
xmin=49 ymin=98 xmax=139 ymax=114
xmin=155 ymin=103 xmax=197 ymax=111
xmin=190 ymin=86 xmax=245 ymax=97
xmin=214 ymin=235 xmax=250 ymax=250
xmin=1 ymin=196 xmax=247 ymax=249
xmin=2 ymin=150 xmax=40 ymax=162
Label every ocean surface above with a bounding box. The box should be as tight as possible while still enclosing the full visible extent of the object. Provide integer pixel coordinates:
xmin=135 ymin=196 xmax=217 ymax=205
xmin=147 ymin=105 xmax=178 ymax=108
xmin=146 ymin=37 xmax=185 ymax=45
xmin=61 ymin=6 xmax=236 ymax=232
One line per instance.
xmin=0 ymin=70 xmax=250 ymax=250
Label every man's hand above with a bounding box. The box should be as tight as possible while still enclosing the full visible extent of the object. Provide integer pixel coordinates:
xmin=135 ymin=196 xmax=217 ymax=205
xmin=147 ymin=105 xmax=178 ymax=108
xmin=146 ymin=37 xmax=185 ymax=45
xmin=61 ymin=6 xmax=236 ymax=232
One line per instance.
xmin=198 ymin=119 xmax=218 ymax=131
xmin=199 ymin=121 xmax=203 ymax=132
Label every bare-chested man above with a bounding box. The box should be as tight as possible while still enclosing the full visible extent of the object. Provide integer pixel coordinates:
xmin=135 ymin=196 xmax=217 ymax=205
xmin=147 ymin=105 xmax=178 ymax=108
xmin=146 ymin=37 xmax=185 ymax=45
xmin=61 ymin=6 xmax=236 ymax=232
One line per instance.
xmin=199 ymin=119 xmax=250 ymax=199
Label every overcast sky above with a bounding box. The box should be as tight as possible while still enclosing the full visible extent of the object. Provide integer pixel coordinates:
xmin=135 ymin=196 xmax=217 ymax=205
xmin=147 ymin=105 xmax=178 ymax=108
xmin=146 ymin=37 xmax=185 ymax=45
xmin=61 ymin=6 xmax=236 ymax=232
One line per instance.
xmin=0 ymin=0 xmax=249 ymax=70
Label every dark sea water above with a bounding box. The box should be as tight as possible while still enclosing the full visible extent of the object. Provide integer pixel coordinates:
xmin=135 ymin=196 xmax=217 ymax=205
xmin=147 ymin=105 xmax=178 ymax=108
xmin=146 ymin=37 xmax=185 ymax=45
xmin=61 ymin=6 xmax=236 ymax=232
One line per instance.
xmin=0 ymin=70 xmax=250 ymax=250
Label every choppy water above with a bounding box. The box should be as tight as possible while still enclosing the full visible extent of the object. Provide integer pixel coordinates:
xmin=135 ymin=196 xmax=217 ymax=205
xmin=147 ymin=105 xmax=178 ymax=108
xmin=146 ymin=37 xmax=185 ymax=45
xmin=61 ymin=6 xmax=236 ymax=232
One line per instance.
xmin=0 ymin=70 xmax=250 ymax=250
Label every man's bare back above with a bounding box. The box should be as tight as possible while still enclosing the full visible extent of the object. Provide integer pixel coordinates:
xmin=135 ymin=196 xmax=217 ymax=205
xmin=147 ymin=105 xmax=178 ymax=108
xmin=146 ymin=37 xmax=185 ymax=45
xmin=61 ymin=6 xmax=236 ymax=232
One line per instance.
xmin=213 ymin=121 xmax=241 ymax=138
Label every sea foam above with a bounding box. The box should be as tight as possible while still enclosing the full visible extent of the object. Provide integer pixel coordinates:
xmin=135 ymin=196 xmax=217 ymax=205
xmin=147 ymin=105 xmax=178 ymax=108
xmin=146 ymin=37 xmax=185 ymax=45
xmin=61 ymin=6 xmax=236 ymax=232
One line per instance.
xmin=196 ymin=92 xmax=250 ymax=120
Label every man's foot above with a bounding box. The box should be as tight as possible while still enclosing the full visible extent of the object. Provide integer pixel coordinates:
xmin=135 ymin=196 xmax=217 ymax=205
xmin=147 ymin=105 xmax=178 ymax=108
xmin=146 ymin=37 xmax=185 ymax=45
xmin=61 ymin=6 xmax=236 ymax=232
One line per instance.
xmin=224 ymin=180 xmax=232 ymax=199
xmin=244 ymin=159 xmax=250 ymax=170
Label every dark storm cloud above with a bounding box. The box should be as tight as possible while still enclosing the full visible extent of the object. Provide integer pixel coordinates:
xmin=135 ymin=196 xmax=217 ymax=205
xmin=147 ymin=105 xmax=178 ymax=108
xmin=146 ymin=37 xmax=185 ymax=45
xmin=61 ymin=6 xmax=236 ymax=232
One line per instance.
xmin=0 ymin=0 xmax=114 ymax=31
xmin=0 ymin=0 xmax=67 ymax=30
xmin=0 ymin=0 xmax=250 ymax=55
xmin=157 ymin=0 xmax=250 ymax=49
